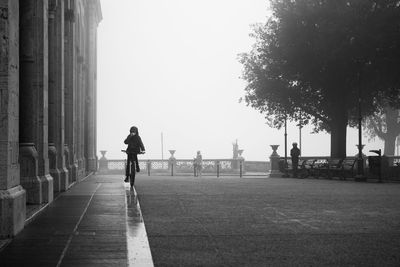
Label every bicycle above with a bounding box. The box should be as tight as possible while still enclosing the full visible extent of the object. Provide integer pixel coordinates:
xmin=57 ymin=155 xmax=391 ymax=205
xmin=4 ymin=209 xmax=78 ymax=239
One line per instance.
xmin=122 ymin=150 xmax=145 ymax=188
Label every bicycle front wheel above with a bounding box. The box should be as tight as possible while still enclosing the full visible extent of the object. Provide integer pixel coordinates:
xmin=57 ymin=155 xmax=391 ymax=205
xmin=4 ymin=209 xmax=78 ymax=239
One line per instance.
xmin=130 ymin=163 xmax=136 ymax=186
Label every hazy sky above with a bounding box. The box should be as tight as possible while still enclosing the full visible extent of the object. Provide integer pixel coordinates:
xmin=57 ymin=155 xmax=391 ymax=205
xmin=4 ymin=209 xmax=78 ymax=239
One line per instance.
xmin=97 ymin=0 xmax=383 ymax=161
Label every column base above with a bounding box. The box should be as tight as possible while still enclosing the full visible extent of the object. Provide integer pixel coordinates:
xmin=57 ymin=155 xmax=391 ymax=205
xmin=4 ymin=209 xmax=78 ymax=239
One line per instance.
xmin=50 ymin=167 xmax=69 ymax=192
xmin=77 ymin=158 xmax=85 ymax=181
xmin=50 ymin=168 xmax=61 ymax=192
xmin=59 ymin=167 xmax=69 ymax=191
xmin=87 ymin=157 xmax=97 ymax=172
xmin=0 ymin=186 xmax=26 ymax=238
xmin=40 ymin=174 xmax=54 ymax=204
xmin=20 ymin=176 xmax=43 ymax=204
xmin=69 ymin=163 xmax=78 ymax=183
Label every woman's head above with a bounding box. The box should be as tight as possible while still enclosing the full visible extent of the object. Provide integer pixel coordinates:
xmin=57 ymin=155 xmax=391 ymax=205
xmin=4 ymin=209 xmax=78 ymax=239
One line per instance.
xmin=130 ymin=126 xmax=138 ymax=135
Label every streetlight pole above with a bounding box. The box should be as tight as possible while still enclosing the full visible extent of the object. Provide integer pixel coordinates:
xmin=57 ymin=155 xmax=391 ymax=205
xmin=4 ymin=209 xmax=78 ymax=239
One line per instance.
xmin=356 ymin=73 xmax=366 ymax=181
xmin=350 ymin=36 xmax=366 ymax=181
xmin=298 ymin=116 xmax=302 ymax=156
xmin=283 ymin=115 xmax=289 ymax=177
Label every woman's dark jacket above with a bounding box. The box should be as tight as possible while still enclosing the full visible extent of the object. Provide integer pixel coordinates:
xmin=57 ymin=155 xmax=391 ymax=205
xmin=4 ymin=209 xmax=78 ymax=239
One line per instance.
xmin=124 ymin=134 xmax=145 ymax=154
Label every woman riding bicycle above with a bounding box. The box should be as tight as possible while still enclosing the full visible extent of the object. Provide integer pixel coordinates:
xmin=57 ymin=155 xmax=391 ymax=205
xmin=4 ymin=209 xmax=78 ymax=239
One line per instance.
xmin=124 ymin=126 xmax=145 ymax=183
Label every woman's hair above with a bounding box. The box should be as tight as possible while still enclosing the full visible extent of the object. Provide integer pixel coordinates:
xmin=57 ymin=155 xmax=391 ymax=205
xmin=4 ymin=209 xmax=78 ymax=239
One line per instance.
xmin=130 ymin=126 xmax=139 ymax=134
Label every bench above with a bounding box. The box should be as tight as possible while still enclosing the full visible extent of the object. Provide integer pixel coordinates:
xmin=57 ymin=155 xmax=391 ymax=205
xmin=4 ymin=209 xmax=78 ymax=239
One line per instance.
xmin=279 ymin=157 xmax=357 ymax=179
xmin=341 ymin=158 xmax=357 ymax=179
xmin=299 ymin=159 xmax=317 ymax=178
xmin=314 ymin=158 xmax=342 ymax=179
xmin=315 ymin=158 xmax=358 ymax=180
xmin=279 ymin=158 xmax=304 ymax=177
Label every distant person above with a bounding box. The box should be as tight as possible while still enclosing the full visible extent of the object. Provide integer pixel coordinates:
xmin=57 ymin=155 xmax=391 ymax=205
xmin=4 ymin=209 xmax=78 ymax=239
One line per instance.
xmin=290 ymin=142 xmax=300 ymax=178
xmin=195 ymin=151 xmax=203 ymax=177
xmin=124 ymin=126 xmax=145 ymax=182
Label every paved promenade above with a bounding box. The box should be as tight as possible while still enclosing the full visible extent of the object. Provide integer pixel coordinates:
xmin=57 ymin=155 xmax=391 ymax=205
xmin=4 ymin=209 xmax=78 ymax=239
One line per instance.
xmin=0 ymin=174 xmax=152 ymax=267
xmin=135 ymin=176 xmax=400 ymax=266
xmin=1 ymin=174 xmax=400 ymax=266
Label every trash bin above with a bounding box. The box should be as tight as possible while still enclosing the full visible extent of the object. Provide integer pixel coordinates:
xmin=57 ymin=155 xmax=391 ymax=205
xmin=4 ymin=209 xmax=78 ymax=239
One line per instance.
xmin=368 ymin=156 xmax=381 ymax=177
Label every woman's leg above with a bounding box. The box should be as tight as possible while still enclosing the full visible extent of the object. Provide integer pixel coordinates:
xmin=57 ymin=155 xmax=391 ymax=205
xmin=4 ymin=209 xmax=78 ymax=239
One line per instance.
xmin=130 ymin=160 xmax=135 ymax=187
xmin=125 ymin=154 xmax=131 ymax=182
xmin=133 ymin=154 xmax=140 ymax=172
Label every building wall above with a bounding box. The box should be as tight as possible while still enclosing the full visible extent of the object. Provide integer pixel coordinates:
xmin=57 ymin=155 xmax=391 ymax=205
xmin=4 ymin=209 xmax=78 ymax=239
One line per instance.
xmin=0 ymin=0 xmax=101 ymax=238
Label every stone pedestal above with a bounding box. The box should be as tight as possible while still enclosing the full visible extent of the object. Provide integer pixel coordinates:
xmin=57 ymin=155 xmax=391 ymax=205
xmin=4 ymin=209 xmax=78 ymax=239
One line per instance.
xmin=77 ymin=158 xmax=86 ymax=180
xmin=70 ymin=162 xmax=79 ymax=183
xmin=19 ymin=143 xmax=42 ymax=204
xmin=99 ymin=150 xmax=108 ymax=172
xmin=40 ymin=174 xmax=54 ymax=203
xmin=48 ymin=143 xmax=61 ymax=192
xmin=268 ymin=145 xmax=281 ymax=178
xmin=0 ymin=186 xmax=26 ymax=238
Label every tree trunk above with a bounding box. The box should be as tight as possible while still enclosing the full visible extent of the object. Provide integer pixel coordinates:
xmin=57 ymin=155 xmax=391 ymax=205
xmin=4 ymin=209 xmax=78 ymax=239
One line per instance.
xmin=330 ymin=110 xmax=348 ymax=158
xmin=384 ymin=133 xmax=396 ymax=156
xmin=383 ymin=108 xmax=400 ymax=156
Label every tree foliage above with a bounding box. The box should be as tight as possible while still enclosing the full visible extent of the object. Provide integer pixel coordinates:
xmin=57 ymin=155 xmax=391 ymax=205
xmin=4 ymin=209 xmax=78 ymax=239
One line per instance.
xmin=364 ymin=107 xmax=400 ymax=155
xmin=239 ymin=0 xmax=400 ymax=157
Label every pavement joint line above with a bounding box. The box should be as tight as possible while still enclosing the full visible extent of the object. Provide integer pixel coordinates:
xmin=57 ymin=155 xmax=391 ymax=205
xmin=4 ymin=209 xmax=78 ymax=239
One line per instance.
xmin=175 ymin=194 xmax=223 ymax=258
xmin=289 ymin=219 xmax=320 ymax=230
xmin=0 ymin=239 xmax=11 ymax=253
xmin=24 ymin=172 xmax=95 ymax=227
xmin=270 ymin=207 xmax=321 ymax=231
xmin=55 ymin=182 xmax=102 ymax=267
xmin=24 ymin=202 xmax=50 ymax=226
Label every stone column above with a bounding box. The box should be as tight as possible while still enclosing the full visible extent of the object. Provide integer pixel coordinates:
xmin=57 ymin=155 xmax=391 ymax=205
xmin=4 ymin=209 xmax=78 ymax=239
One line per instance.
xmin=0 ymin=0 xmax=26 ymax=237
xmin=48 ymin=0 xmax=69 ymax=192
xmin=64 ymin=0 xmax=78 ymax=183
xmin=19 ymin=0 xmax=53 ymax=204
xmin=74 ymin=8 xmax=83 ymax=180
xmin=85 ymin=6 xmax=97 ymax=173
xmin=77 ymin=56 xmax=86 ymax=179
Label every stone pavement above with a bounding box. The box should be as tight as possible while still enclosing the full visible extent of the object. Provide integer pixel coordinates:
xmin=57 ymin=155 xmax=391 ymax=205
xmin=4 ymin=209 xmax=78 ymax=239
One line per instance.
xmin=1 ymin=174 xmax=400 ymax=266
xmin=0 ymin=174 xmax=153 ymax=267
xmin=135 ymin=176 xmax=400 ymax=266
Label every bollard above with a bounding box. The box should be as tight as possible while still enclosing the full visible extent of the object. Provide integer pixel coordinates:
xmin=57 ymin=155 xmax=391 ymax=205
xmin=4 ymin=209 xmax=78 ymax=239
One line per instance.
xmin=147 ymin=160 xmax=151 ymax=176
xmin=171 ymin=163 xmax=174 ymax=176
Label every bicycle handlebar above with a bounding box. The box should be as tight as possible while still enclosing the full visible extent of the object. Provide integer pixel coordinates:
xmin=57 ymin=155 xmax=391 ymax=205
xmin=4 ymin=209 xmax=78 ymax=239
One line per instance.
xmin=121 ymin=149 xmax=145 ymax=154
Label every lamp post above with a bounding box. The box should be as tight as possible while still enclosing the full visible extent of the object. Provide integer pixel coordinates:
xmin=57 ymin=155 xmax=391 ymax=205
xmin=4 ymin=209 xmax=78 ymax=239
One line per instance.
xmin=298 ymin=119 xmax=303 ymax=156
xmin=355 ymin=73 xmax=366 ymax=181
xmin=350 ymin=36 xmax=366 ymax=181
xmin=283 ymin=115 xmax=289 ymax=177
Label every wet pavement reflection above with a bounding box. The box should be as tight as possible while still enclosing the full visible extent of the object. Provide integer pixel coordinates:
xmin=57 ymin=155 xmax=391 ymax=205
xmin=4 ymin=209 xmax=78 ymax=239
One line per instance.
xmin=125 ymin=184 xmax=154 ymax=267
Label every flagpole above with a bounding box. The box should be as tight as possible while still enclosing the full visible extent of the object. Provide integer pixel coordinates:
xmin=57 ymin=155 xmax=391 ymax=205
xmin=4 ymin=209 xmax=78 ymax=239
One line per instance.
xmin=161 ymin=132 xmax=164 ymax=168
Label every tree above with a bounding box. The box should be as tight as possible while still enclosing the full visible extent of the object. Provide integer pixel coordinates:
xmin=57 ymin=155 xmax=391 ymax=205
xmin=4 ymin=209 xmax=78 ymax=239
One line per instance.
xmin=364 ymin=108 xmax=400 ymax=156
xmin=239 ymin=0 xmax=400 ymax=158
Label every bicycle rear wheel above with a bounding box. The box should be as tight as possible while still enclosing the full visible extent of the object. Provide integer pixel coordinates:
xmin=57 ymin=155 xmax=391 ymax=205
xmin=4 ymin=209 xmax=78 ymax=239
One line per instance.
xmin=130 ymin=162 xmax=136 ymax=186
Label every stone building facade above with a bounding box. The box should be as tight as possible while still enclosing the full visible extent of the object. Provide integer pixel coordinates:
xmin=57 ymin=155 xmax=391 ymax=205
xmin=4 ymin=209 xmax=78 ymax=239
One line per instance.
xmin=0 ymin=0 xmax=102 ymax=237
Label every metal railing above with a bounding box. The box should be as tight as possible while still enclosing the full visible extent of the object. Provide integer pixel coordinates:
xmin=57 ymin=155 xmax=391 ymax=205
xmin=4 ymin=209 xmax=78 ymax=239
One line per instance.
xmin=99 ymin=158 xmax=269 ymax=177
xmin=277 ymin=155 xmax=400 ymax=181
